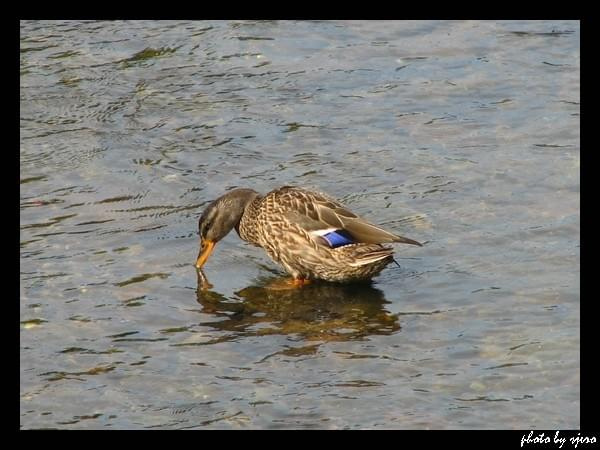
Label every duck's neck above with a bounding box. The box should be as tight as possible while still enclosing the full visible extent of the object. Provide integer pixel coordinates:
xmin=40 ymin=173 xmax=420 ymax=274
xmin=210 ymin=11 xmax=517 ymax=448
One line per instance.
xmin=221 ymin=188 xmax=260 ymax=241
xmin=233 ymin=190 xmax=262 ymax=244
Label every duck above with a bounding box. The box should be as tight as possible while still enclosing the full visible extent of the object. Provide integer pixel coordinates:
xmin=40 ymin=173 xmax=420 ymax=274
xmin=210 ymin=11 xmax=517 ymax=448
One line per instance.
xmin=195 ymin=186 xmax=422 ymax=284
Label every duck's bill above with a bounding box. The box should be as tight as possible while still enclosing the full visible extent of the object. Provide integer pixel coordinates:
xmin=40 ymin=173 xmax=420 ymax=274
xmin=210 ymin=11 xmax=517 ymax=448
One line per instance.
xmin=196 ymin=239 xmax=215 ymax=268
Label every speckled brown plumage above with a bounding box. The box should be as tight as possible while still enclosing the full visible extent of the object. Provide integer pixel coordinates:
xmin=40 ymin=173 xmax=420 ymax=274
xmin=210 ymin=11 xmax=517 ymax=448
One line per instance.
xmin=197 ymin=186 xmax=422 ymax=283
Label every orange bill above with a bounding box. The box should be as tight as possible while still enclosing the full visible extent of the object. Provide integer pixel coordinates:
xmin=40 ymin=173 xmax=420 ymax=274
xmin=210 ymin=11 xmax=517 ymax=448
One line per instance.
xmin=195 ymin=239 xmax=215 ymax=268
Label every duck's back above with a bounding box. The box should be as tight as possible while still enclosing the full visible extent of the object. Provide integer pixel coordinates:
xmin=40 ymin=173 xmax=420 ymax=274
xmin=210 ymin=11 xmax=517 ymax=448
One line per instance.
xmin=236 ymin=185 xmax=421 ymax=281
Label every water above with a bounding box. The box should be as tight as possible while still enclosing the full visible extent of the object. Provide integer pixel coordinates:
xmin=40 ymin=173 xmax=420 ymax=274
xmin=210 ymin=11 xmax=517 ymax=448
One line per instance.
xmin=20 ymin=20 xmax=580 ymax=429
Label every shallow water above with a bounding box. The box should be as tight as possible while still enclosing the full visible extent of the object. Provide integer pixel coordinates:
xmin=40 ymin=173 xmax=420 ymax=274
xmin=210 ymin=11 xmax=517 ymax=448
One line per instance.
xmin=20 ymin=20 xmax=580 ymax=429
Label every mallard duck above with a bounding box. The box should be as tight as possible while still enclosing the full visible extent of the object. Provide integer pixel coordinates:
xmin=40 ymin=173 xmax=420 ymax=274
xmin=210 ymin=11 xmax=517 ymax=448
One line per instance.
xmin=196 ymin=186 xmax=422 ymax=284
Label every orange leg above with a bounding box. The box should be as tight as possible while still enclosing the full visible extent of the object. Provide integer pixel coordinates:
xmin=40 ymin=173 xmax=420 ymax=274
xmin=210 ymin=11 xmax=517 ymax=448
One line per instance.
xmin=264 ymin=277 xmax=311 ymax=290
xmin=292 ymin=278 xmax=311 ymax=286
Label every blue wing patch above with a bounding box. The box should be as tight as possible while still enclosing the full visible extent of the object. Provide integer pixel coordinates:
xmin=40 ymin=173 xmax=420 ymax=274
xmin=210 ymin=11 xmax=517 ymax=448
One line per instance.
xmin=322 ymin=230 xmax=355 ymax=248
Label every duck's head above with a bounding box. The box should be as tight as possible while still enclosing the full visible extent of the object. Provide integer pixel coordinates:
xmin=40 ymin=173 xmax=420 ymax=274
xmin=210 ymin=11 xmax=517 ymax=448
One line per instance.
xmin=195 ymin=188 xmax=259 ymax=269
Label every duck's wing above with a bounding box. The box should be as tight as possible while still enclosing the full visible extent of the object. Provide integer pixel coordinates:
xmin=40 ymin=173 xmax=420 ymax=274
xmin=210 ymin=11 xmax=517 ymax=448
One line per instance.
xmin=277 ymin=187 xmax=422 ymax=246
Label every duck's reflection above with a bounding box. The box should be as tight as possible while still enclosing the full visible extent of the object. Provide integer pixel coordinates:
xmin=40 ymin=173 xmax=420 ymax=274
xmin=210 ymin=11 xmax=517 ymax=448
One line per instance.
xmin=195 ymin=269 xmax=400 ymax=342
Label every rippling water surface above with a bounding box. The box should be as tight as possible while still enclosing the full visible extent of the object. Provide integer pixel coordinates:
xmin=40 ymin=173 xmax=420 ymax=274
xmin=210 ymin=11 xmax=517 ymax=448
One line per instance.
xmin=20 ymin=20 xmax=580 ymax=429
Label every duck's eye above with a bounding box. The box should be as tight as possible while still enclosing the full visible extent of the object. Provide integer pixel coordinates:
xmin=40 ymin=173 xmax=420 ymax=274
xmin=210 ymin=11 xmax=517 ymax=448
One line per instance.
xmin=200 ymin=220 xmax=212 ymax=238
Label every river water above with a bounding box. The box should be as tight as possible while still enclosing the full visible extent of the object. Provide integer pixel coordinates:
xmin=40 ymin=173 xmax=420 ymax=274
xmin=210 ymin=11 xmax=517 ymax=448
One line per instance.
xmin=20 ymin=20 xmax=580 ymax=429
